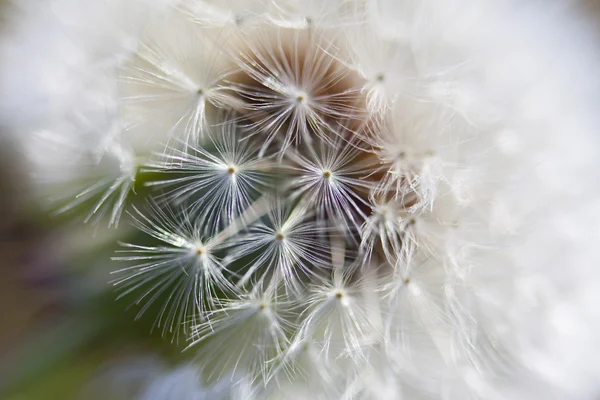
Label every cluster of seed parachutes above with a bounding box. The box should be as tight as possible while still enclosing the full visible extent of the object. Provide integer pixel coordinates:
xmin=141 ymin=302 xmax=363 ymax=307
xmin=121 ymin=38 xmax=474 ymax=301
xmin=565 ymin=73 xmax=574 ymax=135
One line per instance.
xmin=110 ymin=18 xmax=441 ymax=392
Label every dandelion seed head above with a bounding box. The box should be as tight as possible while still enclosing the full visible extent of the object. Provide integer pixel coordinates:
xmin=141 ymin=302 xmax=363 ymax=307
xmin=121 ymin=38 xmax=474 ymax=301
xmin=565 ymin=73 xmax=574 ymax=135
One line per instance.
xmin=11 ymin=0 xmax=600 ymax=398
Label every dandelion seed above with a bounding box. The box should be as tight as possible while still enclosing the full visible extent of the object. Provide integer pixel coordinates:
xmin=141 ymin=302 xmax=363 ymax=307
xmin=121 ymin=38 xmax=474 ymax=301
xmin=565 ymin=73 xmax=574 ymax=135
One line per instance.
xmin=384 ymin=254 xmax=452 ymax=358
xmin=293 ymin=274 xmax=379 ymax=365
xmin=111 ymin=201 xmax=242 ymax=338
xmin=343 ymin=26 xmax=416 ymax=113
xmin=119 ymin=11 xmax=239 ymax=151
xmin=342 ymin=345 xmax=405 ymax=400
xmin=292 ymin=241 xmax=381 ymax=365
xmin=227 ymin=28 xmax=365 ymax=158
xmin=363 ymin=105 xmax=456 ymax=211
xmin=144 ymin=118 xmax=273 ymax=229
xmin=176 ymin=0 xmax=269 ymax=28
xmin=56 ymin=141 xmax=136 ymax=227
xmin=285 ymin=134 xmax=374 ymax=234
xmin=188 ymin=285 xmax=293 ymax=384
xmin=224 ymin=199 xmax=332 ymax=293
xmin=360 ymin=198 xmax=407 ymax=264
xmin=267 ymin=339 xmax=344 ymax=399
xmin=31 ymin=123 xmax=137 ymax=227
xmin=267 ymin=0 xmax=366 ymax=29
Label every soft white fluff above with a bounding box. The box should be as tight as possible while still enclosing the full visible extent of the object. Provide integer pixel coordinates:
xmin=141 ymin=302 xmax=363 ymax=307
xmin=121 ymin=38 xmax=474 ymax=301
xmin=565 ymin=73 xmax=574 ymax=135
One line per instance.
xmin=3 ymin=0 xmax=600 ymax=399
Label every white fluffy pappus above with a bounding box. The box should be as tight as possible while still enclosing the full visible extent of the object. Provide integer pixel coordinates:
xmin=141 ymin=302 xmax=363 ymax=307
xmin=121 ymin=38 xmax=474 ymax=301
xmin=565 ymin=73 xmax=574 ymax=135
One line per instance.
xmin=222 ymin=199 xmax=332 ymax=293
xmin=111 ymin=200 xmax=240 ymax=337
xmin=143 ymin=118 xmax=273 ymax=230
xmin=226 ymin=26 xmax=366 ymax=158
xmin=23 ymin=114 xmax=138 ymax=227
xmin=4 ymin=0 xmax=600 ymax=399
xmin=187 ymin=284 xmax=294 ymax=385
xmin=118 ymin=11 xmax=242 ymax=151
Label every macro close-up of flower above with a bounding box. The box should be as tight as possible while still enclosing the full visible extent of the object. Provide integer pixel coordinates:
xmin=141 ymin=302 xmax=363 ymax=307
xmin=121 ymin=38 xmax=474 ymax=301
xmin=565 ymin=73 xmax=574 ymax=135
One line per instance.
xmin=1 ymin=0 xmax=600 ymax=399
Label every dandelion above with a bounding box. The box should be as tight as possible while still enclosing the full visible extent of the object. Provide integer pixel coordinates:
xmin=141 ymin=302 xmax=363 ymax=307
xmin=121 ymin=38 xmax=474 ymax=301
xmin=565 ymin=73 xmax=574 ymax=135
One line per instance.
xmin=6 ymin=1 xmax=600 ymax=399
